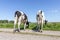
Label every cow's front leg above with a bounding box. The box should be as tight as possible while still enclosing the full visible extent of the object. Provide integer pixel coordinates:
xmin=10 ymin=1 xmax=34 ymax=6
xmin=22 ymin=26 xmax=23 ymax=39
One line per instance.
xmin=37 ymin=21 xmax=40 ymax=32
xmin=40 ymin=21 xmax=43 ymax=32
xmin=18 ymin=17 xmax=22 ymax=32
xmin=13 ymin=16 xmax=18 ymax=33
xmin=14 ymin=17 xmax=17 ymax=30
xmin=18 ymin=21 xmax=21 ymax=32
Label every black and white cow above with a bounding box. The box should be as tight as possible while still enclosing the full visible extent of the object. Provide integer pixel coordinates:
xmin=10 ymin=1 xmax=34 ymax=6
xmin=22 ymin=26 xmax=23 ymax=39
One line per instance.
xmin=14 ymin=11 xmax=29 ymax=32
xmin=36 ymin=10 xmax=45 ymax=32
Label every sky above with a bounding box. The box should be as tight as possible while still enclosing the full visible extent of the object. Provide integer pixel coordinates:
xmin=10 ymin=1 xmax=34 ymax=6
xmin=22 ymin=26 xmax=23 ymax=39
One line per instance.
xmin=0 ymin=0 xmax=60 ymax=22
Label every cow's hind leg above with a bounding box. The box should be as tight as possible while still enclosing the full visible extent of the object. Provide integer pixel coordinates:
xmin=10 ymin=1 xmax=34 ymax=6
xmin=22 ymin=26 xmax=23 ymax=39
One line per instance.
xmin=24 ymin=23 xmax=26 ymax=31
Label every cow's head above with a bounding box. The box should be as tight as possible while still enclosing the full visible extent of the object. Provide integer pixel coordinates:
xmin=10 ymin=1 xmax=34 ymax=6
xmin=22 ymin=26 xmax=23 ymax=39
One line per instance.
xmin=26 ymin=21 xmax=29 ymax=28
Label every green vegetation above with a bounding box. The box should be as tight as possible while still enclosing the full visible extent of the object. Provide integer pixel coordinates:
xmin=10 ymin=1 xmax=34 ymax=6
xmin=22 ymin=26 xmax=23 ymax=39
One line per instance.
xmin=43 ymin=22 xmax=60 ymax=31
xmin=0 ymin=20 xmax=60 ymax=31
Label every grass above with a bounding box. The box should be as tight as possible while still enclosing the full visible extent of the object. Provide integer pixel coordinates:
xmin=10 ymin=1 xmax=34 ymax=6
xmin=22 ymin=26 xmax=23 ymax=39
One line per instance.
xmin=43 ymin=22 xmax=60 ymax=31
xmin=0 ymin=22 xmax=60 ymax=31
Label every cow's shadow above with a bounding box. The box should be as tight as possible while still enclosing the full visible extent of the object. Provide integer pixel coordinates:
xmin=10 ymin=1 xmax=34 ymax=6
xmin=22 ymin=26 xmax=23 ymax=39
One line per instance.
xmin=32 ymin=26 xmax=43 ymax=32
xmin=20 ymin=26 xmax=29 ymax=30
xmin=32 ymin=26 xmax=39 ymax=32
xmin=13 ymin=27 xmax=29 ymax=33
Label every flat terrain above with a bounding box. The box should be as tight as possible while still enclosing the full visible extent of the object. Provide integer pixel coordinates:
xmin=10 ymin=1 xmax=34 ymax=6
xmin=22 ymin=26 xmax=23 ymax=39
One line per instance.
xmin=0 ymin=32 xmax=60 ymax=40
xmin=0 ymin=28 xmax=60 ymax=40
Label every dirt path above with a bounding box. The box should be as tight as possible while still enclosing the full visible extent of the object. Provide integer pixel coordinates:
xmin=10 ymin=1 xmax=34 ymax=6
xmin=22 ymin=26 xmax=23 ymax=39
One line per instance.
xmin=0 ymin=32 xmax=60 ymax=40
xmin=0 ymin=28 xmax=60 ymax=36
xmin=0 ymin=28 xmax=60 ymax=40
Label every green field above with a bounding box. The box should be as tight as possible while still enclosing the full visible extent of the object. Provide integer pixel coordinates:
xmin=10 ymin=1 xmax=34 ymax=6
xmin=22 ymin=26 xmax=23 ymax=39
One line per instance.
xmin=0 ymin=22 xmax=60 ymax=31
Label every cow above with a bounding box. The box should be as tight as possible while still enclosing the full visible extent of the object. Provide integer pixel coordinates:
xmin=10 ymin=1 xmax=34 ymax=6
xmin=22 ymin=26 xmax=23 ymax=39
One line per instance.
xmin=14 ymin=11 xmax=29 ymax=32
xmin=36 ymin=10 xmax=45 ymax=32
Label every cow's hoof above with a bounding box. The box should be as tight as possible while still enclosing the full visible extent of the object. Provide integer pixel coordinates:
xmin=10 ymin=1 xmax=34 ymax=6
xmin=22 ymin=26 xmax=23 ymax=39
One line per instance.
xmin=38 ymin=30 xmax=40 ymax=32
xmin=16 ymin=29 xmax=19 ymax=32
xmin=13 ymin=29 xmax=20 ymax=33
xmin=40 ymin=30 xmax=43 ymax=33
xmin=13 ymin=30 xmax=16 ymax=33
xmin=24 ymin=29 xmax=25 ymax=31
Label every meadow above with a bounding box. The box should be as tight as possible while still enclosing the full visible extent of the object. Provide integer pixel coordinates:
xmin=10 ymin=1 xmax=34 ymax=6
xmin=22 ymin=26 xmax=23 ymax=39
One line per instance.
xmin=0 ymin=22 xmax=60 ymax=31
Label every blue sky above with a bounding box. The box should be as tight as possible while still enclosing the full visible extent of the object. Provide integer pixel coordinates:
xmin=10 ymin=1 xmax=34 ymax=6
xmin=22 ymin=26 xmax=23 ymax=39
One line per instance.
xmin=0 ymin=0 xmax=60 ymax=22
